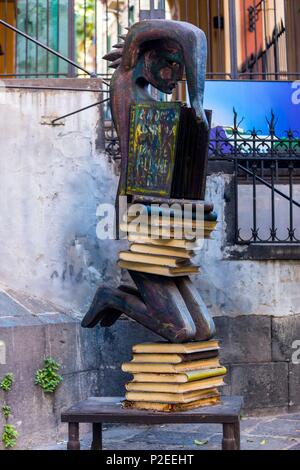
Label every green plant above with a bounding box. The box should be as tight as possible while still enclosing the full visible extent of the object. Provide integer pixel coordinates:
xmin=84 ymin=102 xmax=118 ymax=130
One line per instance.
xmin=2 ymin=404 xmax=11 ymax=420
xmin=0 ymin=373 xmax=14 ymax=392
xmin=35 ymin=357 xmax=63 ymax=393
xmin=2 ymin=424 xmax=18 ymax=449
xmin=194 ymin=439 xmax=209 ymax=446
xmin=0 ymin=373 xmax=17 ymax=449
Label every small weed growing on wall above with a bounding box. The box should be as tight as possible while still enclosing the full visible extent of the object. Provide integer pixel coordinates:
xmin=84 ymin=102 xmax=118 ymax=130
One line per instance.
xmin=2 ymin=404 xmax=11 ymax=420
xmin=2 ymin=424 xmax=18 ymax=449
xmin=0 ymin=373 xmax=18 ymax=449
xmin=35 ymin=357 xmax=63 ymax=393
xmin=0 ymin=373 xmax=14 ymax=392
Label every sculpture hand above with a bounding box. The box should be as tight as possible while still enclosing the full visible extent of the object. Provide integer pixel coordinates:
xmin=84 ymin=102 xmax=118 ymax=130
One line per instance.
xmin=192 ymin=100 xmax=209 ymax=130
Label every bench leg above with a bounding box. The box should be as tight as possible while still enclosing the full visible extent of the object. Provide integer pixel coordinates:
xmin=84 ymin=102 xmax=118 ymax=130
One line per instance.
xmin=67 ymin=422 xmax=80 ymax=450
xmin=234 ymin=421 xmax=241 ymax=450
xmin=91 ymin=423 xmax=102 ymax=450
xmin=222 ymin=423 xmax=238 ymax=450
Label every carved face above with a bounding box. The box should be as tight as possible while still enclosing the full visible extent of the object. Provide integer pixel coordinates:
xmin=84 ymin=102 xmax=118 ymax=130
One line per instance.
xmin=141 ymin=41 xmax=184 ymax=94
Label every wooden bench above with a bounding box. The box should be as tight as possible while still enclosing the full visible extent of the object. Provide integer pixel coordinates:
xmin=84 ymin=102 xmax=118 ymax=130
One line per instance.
xmin=61 ymin=396 xmax=243 ymax=451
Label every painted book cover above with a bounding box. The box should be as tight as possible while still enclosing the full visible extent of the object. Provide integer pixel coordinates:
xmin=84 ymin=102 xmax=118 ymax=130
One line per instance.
xmin=127 ymin=102 xmax=181 ymax=197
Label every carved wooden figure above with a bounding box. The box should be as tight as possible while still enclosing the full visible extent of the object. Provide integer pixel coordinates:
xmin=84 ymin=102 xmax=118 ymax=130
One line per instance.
xmin=81 ymin=20 xmax=216 ymax=343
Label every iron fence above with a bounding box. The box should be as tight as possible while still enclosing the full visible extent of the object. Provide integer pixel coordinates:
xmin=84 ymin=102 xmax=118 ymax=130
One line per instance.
xmin=0 ymin=0 xmax=299 ymax=80
xmin=234 ymin=157 xmax=300 ymax=244
xmin=209 ymin=110 xmax=300 ymax=245
xmin=209 ymin=110 xmax=300 ymax=161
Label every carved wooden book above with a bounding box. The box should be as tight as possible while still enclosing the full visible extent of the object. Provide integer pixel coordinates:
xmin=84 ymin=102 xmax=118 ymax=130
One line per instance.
xmin=127 ymin=102 xmax=211 ymax=200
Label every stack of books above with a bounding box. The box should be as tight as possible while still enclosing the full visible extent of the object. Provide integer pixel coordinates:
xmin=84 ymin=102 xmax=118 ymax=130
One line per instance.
xmin=118 ymin=205 xmax=218 ymax=277
xmin=122 ymin=340 xmax=226 ymax=412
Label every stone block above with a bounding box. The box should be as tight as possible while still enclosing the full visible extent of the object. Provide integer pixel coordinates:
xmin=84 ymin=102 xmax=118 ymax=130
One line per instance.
xmin=222 ymin=364 xmax=232 ymax=397
xmin=99 ymin=367 xmax=129 ymax=397
xmin=0 ymin=376 xmax=56 ymax=450
xmin=54 ymin=370 xmax=100 ymax=417
xmin=0 ymin=305 xmax=102 ymax=448
xmin=1 ymin=370 xmax=100 ymax=449
xmin=5 ymin=287 xmax=63 ymax=315
xmin=98 ymin=319 xmax=161 ymax=368
xmin=0 ymin=290 xmax=30 ymax=317
xmin=44 ymin=320 xmax=99 ymax=375
xmin=37 ymin=312 xmax=77 ymax=324
xmin=289 ymin=363 xmax=300 ymax=408
xmin=0 ymin=314 xmax=42 ymax=328
xmin=231 ymin=362 xmax=288 ymax=409
xmin=272 ymin=315 xmax=300 ymax=362
xmin=0 ymin=322 xmax=46 ymax=381
xmin=214 ymin=315 xmax=272 ymax=363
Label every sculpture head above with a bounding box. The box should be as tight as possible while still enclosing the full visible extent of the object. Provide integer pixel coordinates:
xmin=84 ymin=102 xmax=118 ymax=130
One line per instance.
xmin=104 ymin=20 xmax=207 ymax=122
xmin=103 ymin=20 xmax=209 ymax=196
xmin=135 ymin=39 xmax=184 ymax=94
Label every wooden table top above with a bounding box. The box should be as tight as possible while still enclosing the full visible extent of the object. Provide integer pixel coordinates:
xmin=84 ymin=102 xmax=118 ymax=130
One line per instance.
xmin=62 ymin=396 xmax=243 ymax=424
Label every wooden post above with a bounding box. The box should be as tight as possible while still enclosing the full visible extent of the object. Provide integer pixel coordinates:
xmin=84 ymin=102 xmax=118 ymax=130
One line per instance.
xmin=222 ymin=423 xmax=238 ymax=450
xmin=67 ymin=0 xmax=76 ymax=77
xmin=91 ymin=423 xmax=102 ymax=450
xmin=67 ymin=422 xmax=80 ymax=450
xmin=285 ymin=0 xmax=300 ymax=79
xmin=234 ymin=421 xmax=241 ymax=450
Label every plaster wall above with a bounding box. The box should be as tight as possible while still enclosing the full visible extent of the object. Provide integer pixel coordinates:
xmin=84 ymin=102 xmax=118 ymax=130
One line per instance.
xmin=0 ymin=79 xmax=123 ymax=315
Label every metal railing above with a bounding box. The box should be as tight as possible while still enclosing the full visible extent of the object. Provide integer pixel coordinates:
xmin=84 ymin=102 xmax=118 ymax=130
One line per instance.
xmin=239 ymin=19 xmax=288 ymax=80
xmin=234 ymin=157 xmax=300 ymax=244
xmin=0 ymin=0 xmax=299 ymax=80
xmin=0 ymin=17 xmax=96 ymax=77
xmin=209 ymin=110 xmax=300 ymax=245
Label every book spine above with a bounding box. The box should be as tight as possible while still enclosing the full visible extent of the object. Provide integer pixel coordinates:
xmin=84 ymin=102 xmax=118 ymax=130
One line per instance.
xmin=132 ymin=196 xmax=214 ymax=213
xmin=180 ymin=350 xmax=219 ymax=362
xmin=193 ymin=109 xmax=212 ymax=200
xmin=186 ymin=367 xmax=227 ymax=382
xmin=126 ymin=105 xmax=137 ymax=195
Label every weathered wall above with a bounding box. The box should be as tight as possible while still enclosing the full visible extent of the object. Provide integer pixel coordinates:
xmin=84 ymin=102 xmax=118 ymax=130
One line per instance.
xmin=0 ymin=79 xmax=123 ymax=315
xmin=0 ymin=284 xmax=100 ymax=450
xmin=196 ymin=174 xmax=300 ymax=318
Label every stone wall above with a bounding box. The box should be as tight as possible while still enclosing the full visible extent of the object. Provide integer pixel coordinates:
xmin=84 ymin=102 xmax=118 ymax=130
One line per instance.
xmin=0 ymin=284 xmax=101 ymax=449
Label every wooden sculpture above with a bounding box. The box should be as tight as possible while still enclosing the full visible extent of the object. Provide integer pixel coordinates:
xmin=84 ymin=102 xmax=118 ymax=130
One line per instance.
xmin=81 ymin=20 xmax=216 ymax=343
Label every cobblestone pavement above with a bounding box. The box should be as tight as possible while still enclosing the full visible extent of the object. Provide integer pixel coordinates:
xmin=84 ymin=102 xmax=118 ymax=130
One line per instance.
xmin=34 ymin=412 xmax=300 ymax=451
